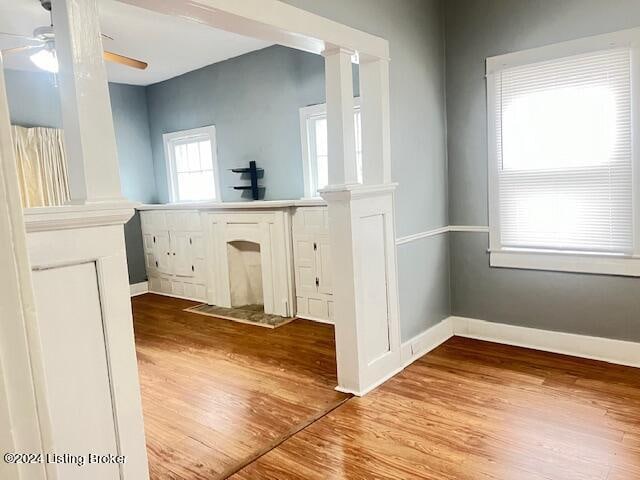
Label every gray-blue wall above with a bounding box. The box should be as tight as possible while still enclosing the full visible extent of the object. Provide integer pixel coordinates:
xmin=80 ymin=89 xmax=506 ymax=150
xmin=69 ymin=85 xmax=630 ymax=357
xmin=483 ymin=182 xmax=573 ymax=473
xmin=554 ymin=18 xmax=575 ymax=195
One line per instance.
xmin=146 ymin=45 xmax=358 ymax=203
xmin=282 ymin=0 xmax=450 ymax=341
xmin=109 ymin=83 xmax=156 ymax=285
xmin=445 ymin=0 xmax=640 ymax=342
xmin=4 ymin=69 xmax=154 ymax=285
xmin=5 ymin=69 xmax=62 ymax=128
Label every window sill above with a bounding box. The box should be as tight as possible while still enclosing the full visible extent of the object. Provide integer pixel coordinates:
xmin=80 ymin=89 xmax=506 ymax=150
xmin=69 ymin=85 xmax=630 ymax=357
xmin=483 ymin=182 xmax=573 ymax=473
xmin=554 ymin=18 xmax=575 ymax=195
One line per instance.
xmin=489 ymin=249 xmax=640 ymax=277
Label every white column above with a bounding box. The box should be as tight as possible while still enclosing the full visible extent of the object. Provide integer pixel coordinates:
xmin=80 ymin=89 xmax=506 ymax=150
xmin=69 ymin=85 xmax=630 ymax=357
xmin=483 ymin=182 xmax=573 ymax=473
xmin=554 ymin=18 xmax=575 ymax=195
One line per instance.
xmin=359 ymin=57 xmax=392 ymax=184
xmin=52 ymin=0 xmax=124 ymax=204
xmin=0 ymin=56 xmax=50 ymax=480
xmin=323 ymin=47 xmax=358 ymax=185
xmin=322 ymin=48 xmax=401 ymax=396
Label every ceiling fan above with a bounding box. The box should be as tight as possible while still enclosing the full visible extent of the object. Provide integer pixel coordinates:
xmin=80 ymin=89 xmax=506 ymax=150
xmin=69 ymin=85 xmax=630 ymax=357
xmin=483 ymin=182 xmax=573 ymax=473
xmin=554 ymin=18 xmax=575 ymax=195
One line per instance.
xmin=0 ymin=0 xmax=147 ymax=74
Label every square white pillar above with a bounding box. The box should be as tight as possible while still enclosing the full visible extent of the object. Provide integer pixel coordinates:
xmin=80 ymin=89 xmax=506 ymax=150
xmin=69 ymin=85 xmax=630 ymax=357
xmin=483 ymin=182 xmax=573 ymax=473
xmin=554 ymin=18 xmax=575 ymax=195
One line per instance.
xmin=322 ymin=47 xmax=401 ymax=395
xmin=52 ymin=0 xmax=124 ymax=204
xmin=323 ymin=47 xmax=358 ymax=186
xmin=359 ymin=57 xmax=392 ymax=184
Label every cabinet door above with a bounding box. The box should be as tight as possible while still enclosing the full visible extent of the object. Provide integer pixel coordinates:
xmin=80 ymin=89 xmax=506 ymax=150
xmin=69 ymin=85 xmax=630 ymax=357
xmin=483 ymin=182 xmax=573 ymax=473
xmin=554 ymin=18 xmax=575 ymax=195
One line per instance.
xmin=171 ymin=231 xmax=195 ymax=277
xmin=316 ymin=235 xmax=333 ymax=295
xmin=142 ymin=211 xmax=167 ymax=231
xmin=152 ymin=232 xmax=172 ymax=274
xmin=293 ymin=234 xmax=318 ymax=296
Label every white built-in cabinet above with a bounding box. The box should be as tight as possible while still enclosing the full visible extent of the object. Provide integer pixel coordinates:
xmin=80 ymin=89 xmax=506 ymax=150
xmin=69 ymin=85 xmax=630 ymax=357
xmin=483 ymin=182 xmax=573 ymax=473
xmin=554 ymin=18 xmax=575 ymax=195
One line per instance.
xmin=292 ymin=207 xmax=334 ymax=322
xmin=141 ymin=210 xmax=207 ymax=301
xmin=139 ymin=205 xmax=333 ymax=322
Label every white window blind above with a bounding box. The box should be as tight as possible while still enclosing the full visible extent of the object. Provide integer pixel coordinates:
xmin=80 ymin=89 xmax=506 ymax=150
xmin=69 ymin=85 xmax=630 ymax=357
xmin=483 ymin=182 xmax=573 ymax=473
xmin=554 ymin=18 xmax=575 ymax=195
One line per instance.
xmin=494 ymin=48 xmax=632 ymax=254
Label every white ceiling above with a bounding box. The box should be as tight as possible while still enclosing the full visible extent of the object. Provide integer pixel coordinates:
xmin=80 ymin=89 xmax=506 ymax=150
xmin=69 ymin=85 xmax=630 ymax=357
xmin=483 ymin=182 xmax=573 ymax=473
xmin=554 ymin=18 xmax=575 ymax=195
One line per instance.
xmin=0 ymin=0 xmax=273 ymax=86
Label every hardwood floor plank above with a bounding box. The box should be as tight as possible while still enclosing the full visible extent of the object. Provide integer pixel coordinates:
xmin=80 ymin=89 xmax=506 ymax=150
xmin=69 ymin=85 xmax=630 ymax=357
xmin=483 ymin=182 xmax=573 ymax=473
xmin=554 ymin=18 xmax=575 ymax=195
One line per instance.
xmin=233 ymin=337 xmax=640 ymax=480
xmin=132 ymin=294 xmax=348 ymax=479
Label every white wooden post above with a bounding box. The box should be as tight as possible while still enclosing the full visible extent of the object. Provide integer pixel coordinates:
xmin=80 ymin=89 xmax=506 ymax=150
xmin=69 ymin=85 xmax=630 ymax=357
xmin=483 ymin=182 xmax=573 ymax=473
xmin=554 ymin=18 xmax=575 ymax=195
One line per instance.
xmin=324 ymin=47 xmax=358 ymax=185
xmin=322 ymin=49 xmax=401 ymax=396
xmin=0 ymin=2 xmax=150 ymax=479
xmin=0 ymin=56 xmax=51 ymax=480
xmin=359 ymin=57 xmax=392 ymax=184
xmin=52 ymin=0 xmax=124 ymax=203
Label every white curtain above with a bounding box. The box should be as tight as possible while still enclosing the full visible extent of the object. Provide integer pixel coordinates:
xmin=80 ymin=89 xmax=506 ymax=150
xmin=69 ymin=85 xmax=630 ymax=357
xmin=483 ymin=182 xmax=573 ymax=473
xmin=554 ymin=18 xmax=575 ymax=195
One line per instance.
xmin=12 ymin=125 xmax=70 ymax=208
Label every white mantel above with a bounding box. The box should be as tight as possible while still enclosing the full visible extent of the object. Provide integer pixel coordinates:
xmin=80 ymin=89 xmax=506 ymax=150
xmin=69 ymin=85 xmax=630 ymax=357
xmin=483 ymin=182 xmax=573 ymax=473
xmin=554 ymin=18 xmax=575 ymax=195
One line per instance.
xmin=137 ymin=198 xmax=326 ymax=211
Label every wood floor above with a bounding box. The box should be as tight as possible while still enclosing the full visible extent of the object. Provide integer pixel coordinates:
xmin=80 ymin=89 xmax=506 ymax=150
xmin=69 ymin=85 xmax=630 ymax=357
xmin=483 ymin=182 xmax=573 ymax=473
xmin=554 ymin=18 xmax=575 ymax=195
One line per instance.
xmin=133 ymin=294 xmax=640 ymax=480
xmin=233 ymin=336 xmax=640 ymax=480
xmin=131 ymin=294 xmax=348 ymax=480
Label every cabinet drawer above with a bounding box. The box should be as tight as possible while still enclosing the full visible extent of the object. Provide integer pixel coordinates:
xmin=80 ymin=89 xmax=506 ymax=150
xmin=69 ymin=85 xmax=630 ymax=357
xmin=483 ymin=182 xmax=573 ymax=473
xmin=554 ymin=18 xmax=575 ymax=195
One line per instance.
xmin=167 ymin=211 xmax=202 ymax=232
xmin=293 ymin=207 xmax=328 ymax=235
xmin=141 ymin=211 xmax=167 ymax=231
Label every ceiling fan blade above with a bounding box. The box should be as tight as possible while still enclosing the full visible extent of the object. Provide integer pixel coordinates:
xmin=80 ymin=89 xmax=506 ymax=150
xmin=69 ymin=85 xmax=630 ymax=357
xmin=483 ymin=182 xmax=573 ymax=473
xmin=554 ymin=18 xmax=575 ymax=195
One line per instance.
xmin=103 ymin=50 xmax=147 ymax=70
xmin=0 ymin=32 xmax=43 ymax=44
xmin=1 ymin=45 xmax=41 ymax=55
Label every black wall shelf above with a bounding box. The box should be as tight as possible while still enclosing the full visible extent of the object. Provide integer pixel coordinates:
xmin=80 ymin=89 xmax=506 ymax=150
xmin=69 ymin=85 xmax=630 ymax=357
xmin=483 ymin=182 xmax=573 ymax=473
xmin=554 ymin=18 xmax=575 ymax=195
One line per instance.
xmin=229 ymin=161 xmax=264 ymax=200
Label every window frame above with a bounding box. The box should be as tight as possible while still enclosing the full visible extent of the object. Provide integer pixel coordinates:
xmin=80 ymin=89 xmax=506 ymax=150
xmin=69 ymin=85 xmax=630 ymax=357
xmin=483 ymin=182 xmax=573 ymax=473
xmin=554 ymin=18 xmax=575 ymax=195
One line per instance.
xmin=299 ymin=98 xmax=361 ymax=198
xmin=163 ymin=125 xmax=221 ymax=203
xmin=486 ymin=28 xmax=640 ymax=277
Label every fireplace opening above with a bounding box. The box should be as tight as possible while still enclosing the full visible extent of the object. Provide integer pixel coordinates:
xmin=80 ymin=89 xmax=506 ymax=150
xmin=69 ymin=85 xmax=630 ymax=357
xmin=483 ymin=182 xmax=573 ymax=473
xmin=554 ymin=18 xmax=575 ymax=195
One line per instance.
xmin=227 ymin=240 xmax=264 ymax=308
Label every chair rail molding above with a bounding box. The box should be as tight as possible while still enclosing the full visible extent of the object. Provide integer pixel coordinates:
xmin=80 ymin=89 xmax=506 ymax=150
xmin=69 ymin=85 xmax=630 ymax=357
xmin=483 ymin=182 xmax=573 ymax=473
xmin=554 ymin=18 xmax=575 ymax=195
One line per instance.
xmin=395 ymin=225 xmax=490 ymax=245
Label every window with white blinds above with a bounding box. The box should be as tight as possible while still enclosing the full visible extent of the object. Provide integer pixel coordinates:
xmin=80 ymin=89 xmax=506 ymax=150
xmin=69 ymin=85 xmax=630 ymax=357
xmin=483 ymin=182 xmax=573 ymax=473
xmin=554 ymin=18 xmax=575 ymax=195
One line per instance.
xmin=494 ymin=48 xmax=632 ymax=253
xmin=487 ymin=29 xmax=640 ymax=276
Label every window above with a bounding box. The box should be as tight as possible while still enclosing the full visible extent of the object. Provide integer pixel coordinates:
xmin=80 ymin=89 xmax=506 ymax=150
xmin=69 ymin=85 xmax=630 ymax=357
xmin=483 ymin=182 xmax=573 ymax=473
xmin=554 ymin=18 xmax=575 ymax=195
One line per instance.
xmin=299 ymin=100 xmax=362 ymax=197
xmin=164 ymin=126 xmax=220 ymax=203
xmin=486 ymin=30 xmax=640 ymax=276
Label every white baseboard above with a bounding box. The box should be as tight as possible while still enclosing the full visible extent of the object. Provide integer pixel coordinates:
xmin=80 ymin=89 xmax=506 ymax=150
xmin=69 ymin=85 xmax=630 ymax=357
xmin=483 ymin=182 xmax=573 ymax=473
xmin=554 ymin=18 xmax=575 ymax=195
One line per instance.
xmin=401 ymin=317 xmax=454 ymax=368
xmin=451 ymin=316 xmax=640 ymax=369
xmin=400 ymin=315 xmax=640 ymax=371
xmin=296 ymin=314 xmax=334 ymax=325
xmin=401 ymin=315 xmax=640 ymax=371
xmin=335 ymin=363 xmax=405 ymax=397
xmin=147 ymin=289 xmax=206 ymax=303
xmin=129 ymin=281 xmax=148 ymax=297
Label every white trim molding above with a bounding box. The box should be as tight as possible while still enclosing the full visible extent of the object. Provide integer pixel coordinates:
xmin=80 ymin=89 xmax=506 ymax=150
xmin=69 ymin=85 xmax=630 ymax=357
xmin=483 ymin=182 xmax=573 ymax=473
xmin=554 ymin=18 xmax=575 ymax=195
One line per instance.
xmin=490 ymin=249 xmax=640 ymax=277
xmin=400 ymin=318 xmax=454 ymax=367
xmin=129 ymin=281 xmax=149 ymax=297
xmin=395 ymin=225 xmax=489 ymax=245
xmin=119 ymin=0 xmax=389 ymax=61
xmin=448 ymin=225 xmax=489 ymax=233
xmin=401 ymin=315 xmax=640 ymax=371
xmin=451 ymin=316 xmax=640 ymax=369
xmin=396 ymin=225 xmax=640 ymax=276
xmin=23 ymin=203 xmax=137 ymax=233
xmin=395 ymin=226 xmax=449 ymax=245
xmin=296 ymin=314 xmax=334 ymax=325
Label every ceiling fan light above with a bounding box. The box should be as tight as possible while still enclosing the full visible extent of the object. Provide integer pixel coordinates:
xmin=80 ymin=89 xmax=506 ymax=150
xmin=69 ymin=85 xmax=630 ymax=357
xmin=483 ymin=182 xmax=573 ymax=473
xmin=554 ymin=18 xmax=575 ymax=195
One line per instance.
xmin=30 ymin=48 xmax=59 ymax=73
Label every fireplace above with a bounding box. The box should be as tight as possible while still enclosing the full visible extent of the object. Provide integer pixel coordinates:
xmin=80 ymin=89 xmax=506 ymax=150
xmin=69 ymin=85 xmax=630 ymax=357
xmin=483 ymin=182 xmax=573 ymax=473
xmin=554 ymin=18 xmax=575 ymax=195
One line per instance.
xmin=227 ymin=240 xmax=264 ymax=308
xmin=204 ymin=209 xmax=295 ymax=317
